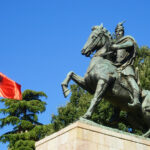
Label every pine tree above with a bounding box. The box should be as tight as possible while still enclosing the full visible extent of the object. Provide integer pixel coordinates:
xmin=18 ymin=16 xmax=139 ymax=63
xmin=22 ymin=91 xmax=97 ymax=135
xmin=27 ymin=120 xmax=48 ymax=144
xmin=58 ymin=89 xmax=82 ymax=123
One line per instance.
xmin=135 ymin=46 xmax=150 ymax=90
xmin=0 ymin=89 xmax=52 ymax=150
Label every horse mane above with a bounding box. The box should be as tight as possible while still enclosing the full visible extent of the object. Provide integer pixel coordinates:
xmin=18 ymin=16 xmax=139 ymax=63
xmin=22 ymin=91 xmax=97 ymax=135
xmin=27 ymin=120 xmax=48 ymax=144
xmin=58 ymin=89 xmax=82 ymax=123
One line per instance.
xmin=103 ymin=27 xmax=112 ymax=51
xmin=92 ymin=25 xmax=113 ymax=58
xmin=92 ymin=25 xmax=112 ymax=42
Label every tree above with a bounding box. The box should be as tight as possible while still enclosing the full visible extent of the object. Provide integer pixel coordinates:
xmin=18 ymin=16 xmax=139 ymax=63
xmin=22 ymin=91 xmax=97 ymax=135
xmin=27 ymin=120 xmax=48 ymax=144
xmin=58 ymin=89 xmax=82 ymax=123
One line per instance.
xmin=51 ymin=46 xmax=150 ymax=135
xmin=0 ymin=89 xmax=52 ymax=150
xmin=135 ymin=46 xmax=150 ymax=90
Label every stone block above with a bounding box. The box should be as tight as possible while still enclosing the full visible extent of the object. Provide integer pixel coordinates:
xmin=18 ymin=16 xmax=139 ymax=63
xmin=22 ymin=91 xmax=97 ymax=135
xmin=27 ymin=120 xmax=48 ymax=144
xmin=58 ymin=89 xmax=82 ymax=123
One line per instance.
xmin=35 ymin=120 xmax=150 ymax=150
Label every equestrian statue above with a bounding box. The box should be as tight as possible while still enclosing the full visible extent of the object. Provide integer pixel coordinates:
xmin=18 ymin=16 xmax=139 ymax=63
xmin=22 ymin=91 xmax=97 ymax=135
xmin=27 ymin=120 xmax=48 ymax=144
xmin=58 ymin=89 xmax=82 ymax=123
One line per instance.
xmin=61 ymin=22 xmax=150 ymax=137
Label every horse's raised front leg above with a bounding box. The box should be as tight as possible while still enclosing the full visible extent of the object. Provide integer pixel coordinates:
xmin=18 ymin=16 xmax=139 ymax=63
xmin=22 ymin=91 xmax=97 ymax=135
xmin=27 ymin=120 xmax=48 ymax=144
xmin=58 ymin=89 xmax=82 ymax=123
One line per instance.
xmin=82 ymin=79 xmax=108 ymax=119
xmin=61 ymin=71 xmax=87 ymax=97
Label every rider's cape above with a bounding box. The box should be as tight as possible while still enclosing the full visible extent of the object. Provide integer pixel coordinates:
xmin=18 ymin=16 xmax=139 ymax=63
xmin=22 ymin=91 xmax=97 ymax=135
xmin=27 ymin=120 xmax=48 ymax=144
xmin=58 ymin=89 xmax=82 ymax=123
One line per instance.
xmin=113 ymin=35 xmax=137 ymax=71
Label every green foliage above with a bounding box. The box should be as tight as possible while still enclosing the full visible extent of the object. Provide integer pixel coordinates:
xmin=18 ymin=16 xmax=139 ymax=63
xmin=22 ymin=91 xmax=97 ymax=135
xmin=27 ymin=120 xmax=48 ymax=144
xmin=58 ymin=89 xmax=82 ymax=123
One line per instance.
xmin=135 ymin=46 xmax=150 ymax=90
xmin=12 ymin=140 xmax=35 ymax=150
xmin=0 ymin=89 xmax=51 ymax=150
xmin=118 ymin=123 xmax=127 ymax=131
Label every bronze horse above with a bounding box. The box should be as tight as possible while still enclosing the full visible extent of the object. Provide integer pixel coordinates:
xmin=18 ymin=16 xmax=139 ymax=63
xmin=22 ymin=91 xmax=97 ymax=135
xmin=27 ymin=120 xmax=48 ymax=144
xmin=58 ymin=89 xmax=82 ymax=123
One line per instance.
xmin=62 ymin=24 xmax=150 ymax=137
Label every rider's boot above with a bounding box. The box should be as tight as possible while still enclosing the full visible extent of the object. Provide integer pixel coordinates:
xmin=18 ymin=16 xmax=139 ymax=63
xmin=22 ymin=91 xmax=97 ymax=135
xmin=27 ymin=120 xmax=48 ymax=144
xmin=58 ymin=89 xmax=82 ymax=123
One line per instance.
xmin=128 ymin=89 xmax=141 ymax=109
xmin=127 ymin=77 xmax=141 ymax=109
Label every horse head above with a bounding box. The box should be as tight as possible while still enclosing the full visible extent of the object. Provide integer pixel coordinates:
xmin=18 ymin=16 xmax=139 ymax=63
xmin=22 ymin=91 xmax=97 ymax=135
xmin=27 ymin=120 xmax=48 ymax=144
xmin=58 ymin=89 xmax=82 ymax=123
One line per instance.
xmin=81 ymin=24 xmax=112 ymax=57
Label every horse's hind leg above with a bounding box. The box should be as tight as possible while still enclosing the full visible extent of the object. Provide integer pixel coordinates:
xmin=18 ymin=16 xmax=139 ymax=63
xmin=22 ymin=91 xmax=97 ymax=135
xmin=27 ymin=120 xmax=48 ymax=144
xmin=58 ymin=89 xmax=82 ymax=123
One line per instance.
xmin=83 ymin=79 xmax=108 ymax=119
xmin=61 ymin=71 xmax=88 ymax=97
xmin=143 ymin=129 xmax=150 ymax=138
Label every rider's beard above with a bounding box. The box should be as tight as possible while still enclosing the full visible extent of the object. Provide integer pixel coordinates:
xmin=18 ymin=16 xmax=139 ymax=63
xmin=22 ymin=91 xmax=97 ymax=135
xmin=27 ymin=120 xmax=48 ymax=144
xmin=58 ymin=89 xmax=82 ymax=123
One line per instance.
xmin=116 ymin=34 xmax=123 ymax=40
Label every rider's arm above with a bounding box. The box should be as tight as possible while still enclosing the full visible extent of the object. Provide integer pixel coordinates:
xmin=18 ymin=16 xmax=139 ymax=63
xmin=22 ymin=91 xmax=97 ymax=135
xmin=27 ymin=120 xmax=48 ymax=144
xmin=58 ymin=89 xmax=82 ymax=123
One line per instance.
xmin=111 ymin=41 xmax=133 ymax=50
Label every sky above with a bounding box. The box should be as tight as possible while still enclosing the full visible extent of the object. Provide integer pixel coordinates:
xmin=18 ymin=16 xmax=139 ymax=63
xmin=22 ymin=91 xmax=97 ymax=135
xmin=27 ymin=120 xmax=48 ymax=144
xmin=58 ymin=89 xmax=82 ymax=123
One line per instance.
xmin=0 ymin=0 xmax=150 ymax=149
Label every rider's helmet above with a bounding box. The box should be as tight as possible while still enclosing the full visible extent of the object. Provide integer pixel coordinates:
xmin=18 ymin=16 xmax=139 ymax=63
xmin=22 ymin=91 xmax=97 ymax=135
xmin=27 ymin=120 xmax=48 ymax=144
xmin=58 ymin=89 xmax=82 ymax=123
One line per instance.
xmin=115 ymin=21 xmax=125 ymax=34
xmin=115 ymin=21 xmax=125 ymax=40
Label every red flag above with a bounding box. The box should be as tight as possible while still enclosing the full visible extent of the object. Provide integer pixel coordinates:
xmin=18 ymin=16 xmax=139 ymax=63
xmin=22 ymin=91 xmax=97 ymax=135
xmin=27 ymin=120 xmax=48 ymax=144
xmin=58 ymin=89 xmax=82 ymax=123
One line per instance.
xmin=0 ymin=73 xmax=22 ymax=100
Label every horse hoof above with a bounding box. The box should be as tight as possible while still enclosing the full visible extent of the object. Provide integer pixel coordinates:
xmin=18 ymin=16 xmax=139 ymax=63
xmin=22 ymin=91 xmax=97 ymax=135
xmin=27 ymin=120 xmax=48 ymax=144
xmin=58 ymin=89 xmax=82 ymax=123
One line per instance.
xmin=142 ymin=133 xmax=150 ymax=138
xmin=142 ymin=129 xmax=150 ymax=138
xmin=61 ymin=84 xmax=70 ymax=97
xmin=64 ymin=89 xmax=70 ymax=97
xmin=82 ymin=113 xmax=91 ymax=119
xmin=79 ymin=117 xmax=89 ymax=122
xmin=128 ymin=102 xmax=141 ymax=109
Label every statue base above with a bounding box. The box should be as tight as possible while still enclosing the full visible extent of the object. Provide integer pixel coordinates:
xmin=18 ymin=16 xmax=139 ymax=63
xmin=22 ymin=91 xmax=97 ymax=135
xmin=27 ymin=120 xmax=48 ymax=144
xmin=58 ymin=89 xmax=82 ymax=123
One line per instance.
xmin=35 ymin=119 xmax=150 ymax=150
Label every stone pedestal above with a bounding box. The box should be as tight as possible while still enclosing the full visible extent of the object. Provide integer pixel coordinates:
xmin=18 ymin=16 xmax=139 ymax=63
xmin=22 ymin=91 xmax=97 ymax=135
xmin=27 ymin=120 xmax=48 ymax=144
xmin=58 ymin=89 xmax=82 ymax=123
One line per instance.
xmin=35 ymin=120 xmax=150 ymax=150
